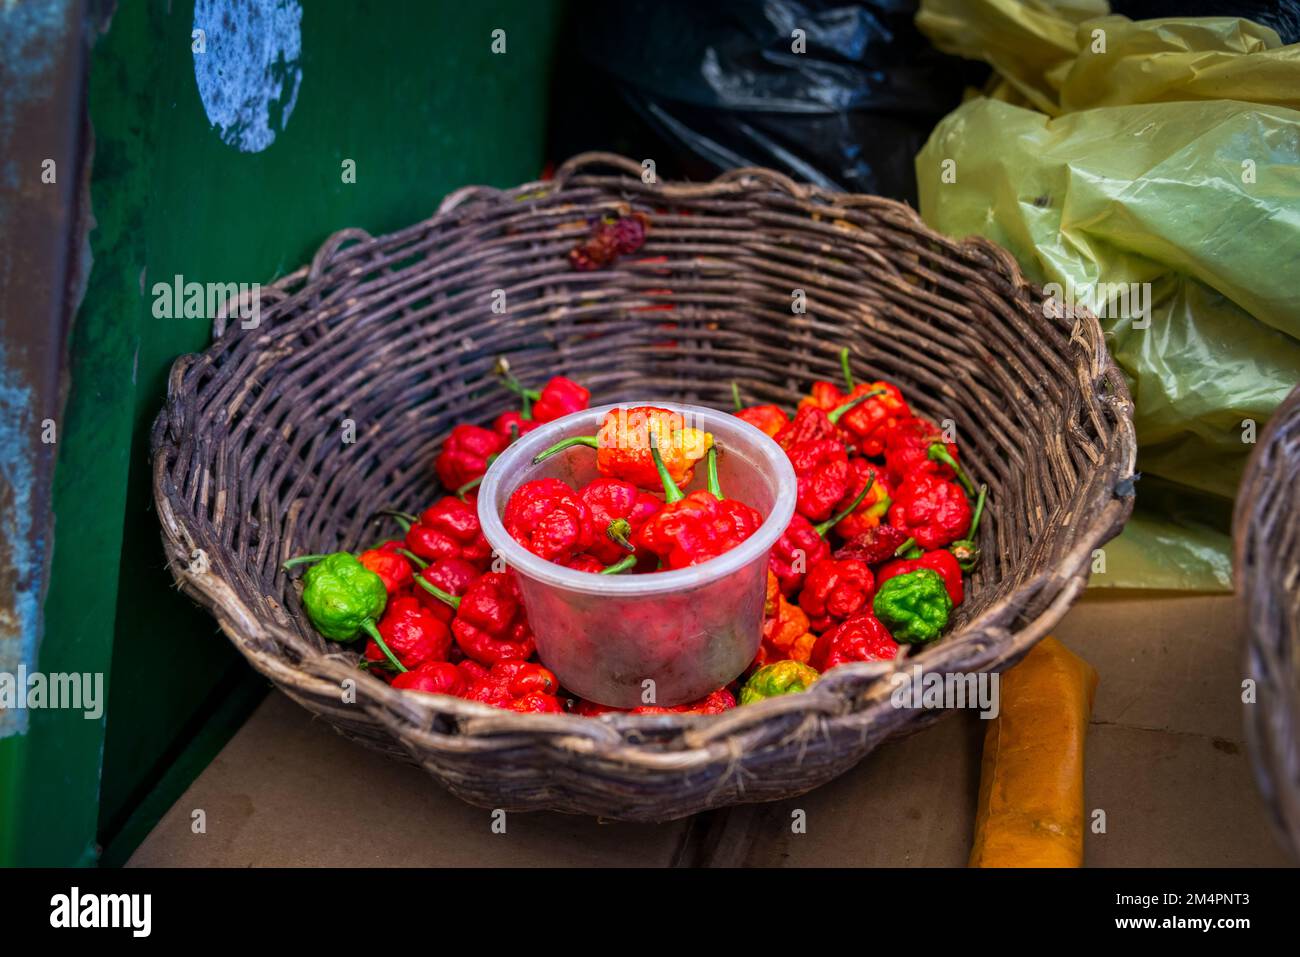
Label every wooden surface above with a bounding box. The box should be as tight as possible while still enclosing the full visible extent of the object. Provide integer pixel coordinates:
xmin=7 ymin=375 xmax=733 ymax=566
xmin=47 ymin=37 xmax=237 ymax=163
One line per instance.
xmin=128 ymin=592 xmax=1295 ymax=867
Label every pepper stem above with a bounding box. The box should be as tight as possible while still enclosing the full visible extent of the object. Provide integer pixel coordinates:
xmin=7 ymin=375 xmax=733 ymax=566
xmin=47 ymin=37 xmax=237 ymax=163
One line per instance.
xmin=599 ymin=555 xmax=637 ymax=575
xmin=281 ymin=553 xmax=328 ymax=570
xmin=731 ymin=381 xmax=743 ymax=412
xmin=839 ymin=347 xmax=854 ymax=391
xmin=966 ymin=483 xmax=988 ymax=538
xmin=927 ymin=442 xmax=975 ymax=495
xmin=532 ymin=434 xmax=599 ymax=464
xmin=413 ymin=575 xmax=461 ymax=610
xmin=814 ymin=472 xmax=874 ymax=537
xmin=827 ymin=388 xmax=885 ymax=424
xmin=378 ymin=510 xmax=417 ymax=533
xmin=894 ymin=537 xmax=916 ymax=557
xmin=396 ymin=548 xmax=429 ymax=570
xmin=494 ymin=356 xmax=541 ymax=402
xmin=606 ymin=518 xmax=635 ymax=553
xmin=361 ymin=619 xmax=408 ymax=673
xmin=650 ymin=443 xmax=685 ymax=504
xmin=705 ymin=444 xmax=723 ymax=500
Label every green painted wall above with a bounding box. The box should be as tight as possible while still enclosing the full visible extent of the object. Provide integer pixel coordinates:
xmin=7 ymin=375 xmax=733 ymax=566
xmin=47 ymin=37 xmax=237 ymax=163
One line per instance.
xmin=2 ymin=0 xmax=560 ymax=865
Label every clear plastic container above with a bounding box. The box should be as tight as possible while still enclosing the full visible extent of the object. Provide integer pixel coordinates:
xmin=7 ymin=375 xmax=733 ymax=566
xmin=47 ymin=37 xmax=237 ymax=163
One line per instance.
xmin=478 ymin=402 xmax=797 ymax=708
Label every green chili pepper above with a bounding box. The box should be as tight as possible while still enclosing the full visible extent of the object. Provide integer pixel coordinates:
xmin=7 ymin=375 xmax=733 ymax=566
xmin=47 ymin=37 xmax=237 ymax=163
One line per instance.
xmin=739 ymin=660 xmax=820 ymax=705
xmin=290 ymin=552 xmax=406 ymax=672
xmin=872 ymin=567 xmax=953 ymax=643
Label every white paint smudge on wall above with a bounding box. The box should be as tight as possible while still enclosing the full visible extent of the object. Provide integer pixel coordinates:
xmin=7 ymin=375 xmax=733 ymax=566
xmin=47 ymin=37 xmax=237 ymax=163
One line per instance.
xmin=193 ymin=0 xmax=303 ymax=153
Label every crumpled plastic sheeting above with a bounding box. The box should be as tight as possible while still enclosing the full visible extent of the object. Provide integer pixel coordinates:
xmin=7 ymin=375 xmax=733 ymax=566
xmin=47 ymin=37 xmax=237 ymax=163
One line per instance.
xmin=915 ymin=0 xmax=1300 ymax=590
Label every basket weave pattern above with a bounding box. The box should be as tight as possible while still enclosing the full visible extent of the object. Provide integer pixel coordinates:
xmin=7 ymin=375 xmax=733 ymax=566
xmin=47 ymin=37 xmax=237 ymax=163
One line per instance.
xmin=152 ymin=153 xmax=1136 ymax=820
xmin=1237 ymin=384 xmax=1300 ymax=860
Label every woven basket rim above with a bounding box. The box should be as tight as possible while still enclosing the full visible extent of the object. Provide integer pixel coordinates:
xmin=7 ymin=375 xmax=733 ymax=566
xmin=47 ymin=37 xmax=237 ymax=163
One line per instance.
xmin=1235 ymin=382 xmax=1300 ymax=858
xmin=151 ymin=152 xmax=1138 ymax=774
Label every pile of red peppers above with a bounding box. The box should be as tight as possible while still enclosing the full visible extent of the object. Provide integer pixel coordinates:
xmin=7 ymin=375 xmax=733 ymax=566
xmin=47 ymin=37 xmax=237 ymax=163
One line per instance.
xmin=286 ymin=347 xmax=987 ymax=717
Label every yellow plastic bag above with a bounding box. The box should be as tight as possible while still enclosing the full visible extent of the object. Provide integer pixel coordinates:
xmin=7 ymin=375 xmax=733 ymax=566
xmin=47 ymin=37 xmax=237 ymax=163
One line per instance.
xmin=916 ymin=1 xmax=1300 ymax=590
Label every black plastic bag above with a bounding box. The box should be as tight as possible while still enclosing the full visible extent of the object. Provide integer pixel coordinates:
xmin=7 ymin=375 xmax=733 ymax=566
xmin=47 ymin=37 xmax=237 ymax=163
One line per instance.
xmin=549 ymin=0 xmax=986 ymax=203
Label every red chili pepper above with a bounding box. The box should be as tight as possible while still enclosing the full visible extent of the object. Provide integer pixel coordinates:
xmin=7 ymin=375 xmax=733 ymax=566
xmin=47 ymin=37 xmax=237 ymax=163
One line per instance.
xmin=532 ymin=377 xmax=591 ymax=423
xmin=414 ymin=571 xmax=535 ymax=665
xmin=810 ymin=614 xmax=900 ymax=671
xmin=775 ymin=388 xmax=879 ymax=451
xmin=736 ymin=404 xmax=790 ymax=438
xmin=833 ymin=523 xmax=912 ymax=565
xmin=769 ymin=474 xmax=876 ymax=595
xmin=787 ymin=438 xmax=850 ymax=523
xmin=503 ymin=478 xmax=597 ymax=563
xmin=798 ymin=557 xmax=876 ymax=632
xmin=357 ymin=545 xmax=413 ymax=594
xmin=633 ymin=688 xmax=736 ymax=715
xmin=731 ymin=381 xmax=790 ymax=438
xmin=391 ymin=660 xmax=466 ymax=696
xmin=877 ymin=548 xmax=964 ymax=606
xmin=881 ymin=417 xmax=973 ymax=492
xmin=463 ymin=659 xmax=563 ymax=712
xmin=363 ymin=595 xmax=452 ymax=671
xmin=632 ymin=445 xmax=762 ymax=570
xmin=890 ymin=473 xmax=972 ymax=550
xmin=434 ymin=424 xmax=506 ymax=492
xmin=833 ymin=459 xmax=893 ymax=539
xmin=579 ymin=477 xmax=661 ymax=565
xmin=758 ymin=571 xmax=817 ymax=666
xmin=495 ymin=358 xmax=591 ymax=425
xmin=389 ymin=496 xmax=492 ymax=569
xmin=799 ymin=376 xmax=911 ymax=457
xmin=406 ymin=554 xmax=480 ymax=623
xmin=576 ymin=687 xmax=737 ymax=716
xmin=492 ymin=410 xmax=539 ymax=444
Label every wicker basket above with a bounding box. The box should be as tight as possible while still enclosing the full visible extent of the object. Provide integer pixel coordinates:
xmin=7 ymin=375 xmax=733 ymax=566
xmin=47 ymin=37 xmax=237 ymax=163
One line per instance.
xmin=1236 ymin=384 xmax=1300 ymax=861
xmin=151 ymin=153 xmax=1136 ymax=821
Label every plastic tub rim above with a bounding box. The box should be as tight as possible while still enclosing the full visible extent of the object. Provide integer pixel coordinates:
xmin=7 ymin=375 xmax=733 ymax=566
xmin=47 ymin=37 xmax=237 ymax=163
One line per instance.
xmin=477 ymin=401 xmax=797 ymax=597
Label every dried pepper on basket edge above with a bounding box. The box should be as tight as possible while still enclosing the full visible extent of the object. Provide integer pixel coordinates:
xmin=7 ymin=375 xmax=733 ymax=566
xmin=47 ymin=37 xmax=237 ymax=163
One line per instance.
xmin=569 ymin=212 xmax=650 ymax=271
